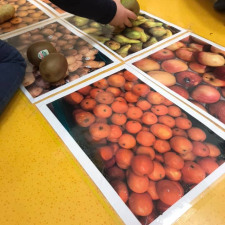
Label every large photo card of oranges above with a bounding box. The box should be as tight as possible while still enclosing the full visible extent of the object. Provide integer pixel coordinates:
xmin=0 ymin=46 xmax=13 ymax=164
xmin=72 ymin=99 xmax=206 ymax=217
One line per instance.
xmin=65 ymin=11 xmax=185 ymax=60
xmin=129 ymin=33 xmax=225 ymax=128
xmin=3 ymin=20 xmax=119 ymax=103
xmin=37 ymin=65 xmax=225 ymax=225
xmin=0 ymin=0 xmax=53 ymax=36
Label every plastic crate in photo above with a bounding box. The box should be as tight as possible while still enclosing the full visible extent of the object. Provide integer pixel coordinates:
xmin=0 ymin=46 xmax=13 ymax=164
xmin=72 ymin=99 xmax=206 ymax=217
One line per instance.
xmin=64 ymin=10 xmax=186 ymax=61
xmin=128 ymin=32 xmax=225 ymax=129
xmin=37 ymin=65 xmax=225 ymax=225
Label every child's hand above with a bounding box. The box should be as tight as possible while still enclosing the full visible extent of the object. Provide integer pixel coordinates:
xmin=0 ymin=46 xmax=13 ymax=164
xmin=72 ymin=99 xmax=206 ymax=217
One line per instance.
xmin=109 ymin=0 xmax=137 ymax=28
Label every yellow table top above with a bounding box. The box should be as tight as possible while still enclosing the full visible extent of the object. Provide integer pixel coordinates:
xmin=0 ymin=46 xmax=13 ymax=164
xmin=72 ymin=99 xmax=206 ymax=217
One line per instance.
xmin=0 ymin=0 xmax=225 ymax=225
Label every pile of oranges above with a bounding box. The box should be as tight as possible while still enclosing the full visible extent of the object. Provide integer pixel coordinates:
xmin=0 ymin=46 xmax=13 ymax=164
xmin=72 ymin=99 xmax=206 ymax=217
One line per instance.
xmin=63 ymin=69 xmax=223 ymax=224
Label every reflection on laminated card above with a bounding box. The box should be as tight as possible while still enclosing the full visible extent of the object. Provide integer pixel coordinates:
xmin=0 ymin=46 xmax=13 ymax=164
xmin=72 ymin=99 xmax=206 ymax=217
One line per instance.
xmin=37 ymin=65 xmax=225 ymax=225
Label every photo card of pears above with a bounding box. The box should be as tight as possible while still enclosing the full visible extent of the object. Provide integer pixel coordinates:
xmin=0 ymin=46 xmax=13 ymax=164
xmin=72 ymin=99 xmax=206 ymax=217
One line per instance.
xmin=2 ymin=19 xmax=120 ymax=103
xmin=37 ymin=65 xmax=225 ymax=225
xmin=0 ymin=0 xmax=54 ymax=36
xmin=65 ymin=10 xmax=185 ymax=60
xmin=129 ymin=33 xmax=225 ymax=128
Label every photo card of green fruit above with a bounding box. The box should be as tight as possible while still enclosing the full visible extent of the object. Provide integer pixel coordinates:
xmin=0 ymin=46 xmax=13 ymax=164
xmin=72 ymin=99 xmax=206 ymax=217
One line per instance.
xmin=65 ymin=10 xmax=185 ymax=60
xmin=3 ymin=19 xmax=120 ymax=103
xmin=129 ymin=32 xmax=225 ymax=128
xmin=0 ymin=0 xmax=54 ymax=36
xmin=37 ymin=64 xmax=225 ymax=225
xmin=36 ymin=0 xmax=67 ymax=16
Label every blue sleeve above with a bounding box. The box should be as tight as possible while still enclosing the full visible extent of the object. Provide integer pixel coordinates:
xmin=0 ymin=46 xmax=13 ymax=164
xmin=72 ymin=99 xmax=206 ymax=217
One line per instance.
xmin=0 ymin=40 xmax=27 ymax=113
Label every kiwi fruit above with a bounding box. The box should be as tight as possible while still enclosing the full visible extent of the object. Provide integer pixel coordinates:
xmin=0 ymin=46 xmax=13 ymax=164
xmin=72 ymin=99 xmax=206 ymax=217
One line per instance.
xmin=39 ymin=53 xmax=68 ymax=83
xmin=27 ymin=41 xmax=57 ymax=66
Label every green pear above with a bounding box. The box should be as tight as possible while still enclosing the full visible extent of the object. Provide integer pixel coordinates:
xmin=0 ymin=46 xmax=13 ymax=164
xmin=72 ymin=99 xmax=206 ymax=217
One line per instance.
xmin=121 ymin=0 xmax=140 ymax=15
xmin=113 ymin=34 xmax=140 ymax=44
xmin=123 ymin=28 xmax=141 ymax=39
xmin=116 ymin=44 xmax=131 ymax=57
xmin=105 ymin=40 xmax=121 ymax=50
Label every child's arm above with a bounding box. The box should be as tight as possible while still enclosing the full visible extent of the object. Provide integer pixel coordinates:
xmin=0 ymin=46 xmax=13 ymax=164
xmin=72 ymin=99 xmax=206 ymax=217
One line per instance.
xmin=50 ymin=0 xmax=136 ymax=28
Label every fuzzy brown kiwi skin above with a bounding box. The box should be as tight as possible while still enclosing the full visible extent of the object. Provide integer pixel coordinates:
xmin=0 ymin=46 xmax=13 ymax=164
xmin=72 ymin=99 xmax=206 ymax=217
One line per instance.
xmin=27 ymin=41 xmax=57 ymax=67
xmin=39 ymin=53 xmax=68 ymax=83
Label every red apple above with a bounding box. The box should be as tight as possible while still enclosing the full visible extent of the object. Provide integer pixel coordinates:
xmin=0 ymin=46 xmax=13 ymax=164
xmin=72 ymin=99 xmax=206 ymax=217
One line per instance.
xmin=197 ymin=52 xmax=225 ymax=67
xmin=203 ymin=73 xmax=225 ymax=87
xmin=221 ymin=87 xmax=225 ymax=98
xmin=176 ymin=71 xmax=202 ymax=88
xmin=170 ymin=85 xmax=189 ymax=99
xmin=176 ymin=48 xmax=197 ymax=62
xmin=191 ymin=84 xmax=221 ymax=103
xmin=207 ymin=100 xmax=225 ymax=123
xmin=189 ymin=43 xmax=204 ymax=51
xmin=191 ymin=36 xmax=208 ymax=45
xmin=189 ymin=100 xmax=207 ymax=112
xmin=180 ymin=36 xmax=190 ymax=43
xmin=161 ymin=59 xmax=188 ymax=73
xmin=189 ymin=62 xmax=207 ymax=73
xmin=213 ymin=66 xmax=225 ymax=81
xmin=210 ymin=45 xmax=225 ymax=57
xmin=133 ymin=58 xmax=160 ymax=72
xmin=151 ymin=49 xmax=175 ymax=61
xmin=166 ymin=41 xmax=186 ymax=51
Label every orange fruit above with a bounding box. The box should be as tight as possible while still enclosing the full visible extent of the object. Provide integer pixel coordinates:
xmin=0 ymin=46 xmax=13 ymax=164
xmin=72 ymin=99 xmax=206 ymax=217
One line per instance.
xmin=74 ymin=111 xmax=95 ymax=127
xmin=147 ymin=92 xmax=165 ymax=104
xmin=197 ymin=157 xmax=219 ymax=175
xmin=164 ymin=152 xmax=184 ymax=170
xmin=98 ymin=145 xmax=114 ymax=161
xmin=118 ymin=133 xmax=136 ymax=149
xmin=89 ymin=122 xmax=111 ymax=139
xmin=95 ymin=91 xmax=114 ymax=104
xmin=172 ymin=128 xmax=188 ymax=137
xmin=141 ymin=112 xmax=158 ymax=125
xmin=136 ymin=131 xmax=156 ymax=147
xmin=135 ymin=146 xmax=155 ymax=160
xmin=136 ymin=99 xmax=151 ymax=111
xmin=192 ymin=141 xmax=210 ymax=157
xmin=151 ymin=104 xmax=168 ymax=116
xmin=115 ymin=148 xmax=134 ymax=169
xmin=156 ymin=179 xmax=183 ymax=205
xmin=148 ymin=161 xmax=165 ymax=181
xmin=124 ymin=91 xmax=139 ymax=102
xmin=125 ymin=120 xmax=142 ymax=134
xmin=77 ymin=85 xmax=92 ymax=95
xmin=205 ymin=142 xmax=221 ymax=157
xmin=110 ymin=180 xmax=129 ymax=203
xmin=106 ymin=86 xmax=121 ymax=97
xmin=153 ymin=139 xmax=171 ymax=153
xmin=111 ymin=100 xmax=128 ymax=113
xmin=187 ymin=127 xmax=206 ymax=141
xmin=127 ymin=170 xmax=149 ymax=194
xmin=93 ymin=78 xmax=108 ymax=89
xmin=123 ymin=70 xmax=138 ymax=81
xmin=132 ymin=83 xmax=150 ymax=97
xmin=155 ymin=153 xmax=164 ymax=163
xmin=181 ymin=161 xmax=206 ymax=184
xmin=158 ymin=115 xmax=175 ymax=128
xmin=165 ymin=166 xmax=182 ymax=181
xmin=93 ymin=104 xmax=112 ymax=118
xmin=168 ymin=105 xmax=182 ymax=117
xmin=106 ymin=165 xmax=125 ymax=180
xmin=111 ymin=113 xmax=127 ymax=125
xmin=150 ymin=124 xmax=172 ymax=140
xmin=89 ymin=88 xmax=104 ymax=98
xmin=107 ymin=124 xmax=122 ymax=140
xmin=65 ymin=91 xmax=83 ymax=104
xmin=170 ymin=136 xmax=193 ymax=154
xmin=124 ymin=81 xmax=135 ymax=91
xmin=107 ymin=73 xmax=125 ymax=87
xmin=126 ymin=106 xmax=143 ymax=120
xmin=131 ymin=155 xmax=154 ymax=176
xmin=104 ymin=157 xmax=116 ymax=169
xmin=180 ymin=151 xmax=196 ymax=161
xmin=80 ymin=98 xmax=97 ymax=111
xmin=175 ymin=117 xmax=192 ymax=130
xmin=147 ymin=180 xmax=159 ymax=200
xmin=128 ymin=192 xmax=153 ymax=216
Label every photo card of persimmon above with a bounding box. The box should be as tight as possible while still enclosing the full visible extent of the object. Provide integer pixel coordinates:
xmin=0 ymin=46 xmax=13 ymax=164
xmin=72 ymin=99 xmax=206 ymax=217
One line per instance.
xmin=2 ymin=19 xmax=120 ymax=103
xmin=37 ymin=65 xmax=225 ymax=225
xmin=128 ymin=32 xmax=225 ymax=129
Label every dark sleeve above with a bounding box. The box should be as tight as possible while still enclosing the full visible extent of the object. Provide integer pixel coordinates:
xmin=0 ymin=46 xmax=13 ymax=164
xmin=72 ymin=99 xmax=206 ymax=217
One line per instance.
xmin=50 ymin=0 xmax=117 ymax=24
